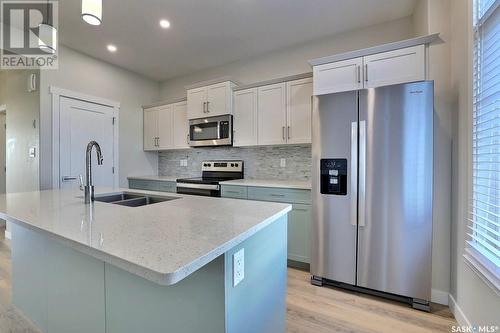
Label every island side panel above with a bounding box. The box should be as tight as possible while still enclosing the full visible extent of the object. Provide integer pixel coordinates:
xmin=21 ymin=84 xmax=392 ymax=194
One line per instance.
xmin=11 ymin=223 xmax=107 ymax=333
xmin=224 ymin=214 xmax=288 ymax=333
xmin=105 ymin=256 xmax=226 ymax=333
xmin=11 ymin=223 xmax=49 ymax=333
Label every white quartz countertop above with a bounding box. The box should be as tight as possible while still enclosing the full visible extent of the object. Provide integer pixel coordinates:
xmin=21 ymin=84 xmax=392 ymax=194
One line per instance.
xmin=220 ymin=179 xmax=311 ymax=190
xmin=127 ymin=175 xmax=178 ymax=182
xmin=0 ymin=188 xmax=291 ymax=286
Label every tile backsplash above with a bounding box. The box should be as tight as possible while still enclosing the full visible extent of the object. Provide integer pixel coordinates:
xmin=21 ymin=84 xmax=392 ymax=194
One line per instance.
xmin=158 ymin=145 xmax=311 ymax=181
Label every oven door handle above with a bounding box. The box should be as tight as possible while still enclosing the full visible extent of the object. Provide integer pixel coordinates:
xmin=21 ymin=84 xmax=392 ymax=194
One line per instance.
xmin=176 ymin=183 xmax=220 ymax=190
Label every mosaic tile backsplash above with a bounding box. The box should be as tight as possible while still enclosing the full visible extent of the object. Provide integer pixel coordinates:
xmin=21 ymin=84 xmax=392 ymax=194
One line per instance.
xmin=158 ymin=145 xmax=311 ymax=181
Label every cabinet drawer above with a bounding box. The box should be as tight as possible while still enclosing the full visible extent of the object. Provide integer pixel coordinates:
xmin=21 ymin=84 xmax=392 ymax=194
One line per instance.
xmin=157 ymin=181 xmax=177 ymax=193
xmin=221 ymin=186 xmax=248 ymax=199
xmin=247 ymin=187 xmax=311 ymax=204
xmin=128 ymin=179 xmax=159 ymax=191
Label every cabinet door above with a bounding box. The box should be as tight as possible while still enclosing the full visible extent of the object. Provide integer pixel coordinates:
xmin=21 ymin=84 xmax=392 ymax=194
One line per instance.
xmin=233 ymin=88 xmax=258 ymax=146
xmin=288 ymin=204 xmax=311 ymax=264
xmin=206 ymin=82 xmax=232 ymax=117
xmin=172 ymin=101 xmax=189 ymax=149
xmin=286 ymin=78 xmax=313 ymax=144
xmin=157 ymin=105 xmax=173 ymax=150
xmin=187 ymin=87 xmax=207 ymax=120
xmin=363 ymin=45 xmax=425 ymax=88
xmin=313 ymin=57 xmax=363 ymax=95
xmin=258 ymin=83 xmax=286 ymax=145
xmin=143 ymin=108 xmax=158 ymax=151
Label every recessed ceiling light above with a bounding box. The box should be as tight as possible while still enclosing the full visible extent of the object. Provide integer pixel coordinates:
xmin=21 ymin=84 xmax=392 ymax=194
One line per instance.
xmin=159 ymin=19 xmax=171 ymax=29
xmin=107 ymin=44 xmax=117 ymax=52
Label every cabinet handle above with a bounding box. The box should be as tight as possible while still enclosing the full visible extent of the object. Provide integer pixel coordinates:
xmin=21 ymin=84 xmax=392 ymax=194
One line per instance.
xmin=294 ymin=208 xmax=309 ymax=212
xmin=288 ymin=126 xmax=291 ymax=140
xmin=203 ymin=102 xmax=206 ymax=113
xmin=187 ymin=134 xmax=190 ymax=144
xmin=226 ymin=190 xmax=240 ymax=194
xmin=357 ymin=66 xmax=361 ymax=83
xmin=282 ymin=126 xmax=285 ymax=140
xmin=270 ymin=194 xmax=285 ymax=197
xmin=157 ymin=137 xmax=160 ymax=147
xmin=206 ymin=101 xmax=210 ymax=113
xmin=365 ymin=64 xmax=368 ymax=82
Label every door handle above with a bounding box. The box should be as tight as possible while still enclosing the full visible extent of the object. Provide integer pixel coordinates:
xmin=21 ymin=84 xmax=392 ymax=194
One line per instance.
xmin=282 ymin=126 xmax=285 ymax=141
xmin=357 ymin=66 xmax=361 ymax=83
xmin=350 ymin=122 xmax=358 ymax=227
xmin=358 ymin=120 xmax=366 ymax=227
xmin=157 ymin=137 xmax=160 ymax=147
xmin=287 ymin=126 xmax=291 ymax=140
xmin=206 ymin=101 xmax=210 ymax=113
xmin=203 ymin=102 xmax=207 ymax=113
xmin=365 ymin=64 xmax=368 ymax=82
xmin=62 ymin=176 xmax=77 ymax=182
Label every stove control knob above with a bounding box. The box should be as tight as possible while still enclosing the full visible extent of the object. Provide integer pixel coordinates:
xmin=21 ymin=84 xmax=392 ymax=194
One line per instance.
xmin=231 ymin=163 xmax=235 ymax=167
xmin=235 ymin=163 xmax=238 ymax=167
xmin=207 ymin=163 xmax=211 ymax=167
xmin=203 ymin=163 xmax=207 ymax=167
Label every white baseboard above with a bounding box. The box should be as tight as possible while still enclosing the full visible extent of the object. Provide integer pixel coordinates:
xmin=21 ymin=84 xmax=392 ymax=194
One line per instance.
xmin=5 ymin=230 xmax=11 ymax=240
xmin=431 ymin=288 xmax=449 ymax=305
xmin=449 ymin=294 xmax=471 ymax=327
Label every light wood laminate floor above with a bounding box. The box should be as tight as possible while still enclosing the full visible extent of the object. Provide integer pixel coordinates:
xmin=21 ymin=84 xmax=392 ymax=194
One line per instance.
xmin=0 ymin=227 xmax=456 ymax=332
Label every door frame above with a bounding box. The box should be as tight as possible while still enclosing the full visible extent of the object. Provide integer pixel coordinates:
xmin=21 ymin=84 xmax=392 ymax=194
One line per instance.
xmin=50 ymin=86 xmax=120 ymax=189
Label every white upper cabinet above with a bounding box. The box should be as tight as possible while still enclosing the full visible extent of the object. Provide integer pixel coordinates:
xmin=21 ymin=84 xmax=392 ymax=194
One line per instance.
xmin=157 ymin=105 xmax=173 ymax=150
xmin=286 ymin=78 xmax=313 ymax=144
xmin=313 ymin=45 xmax=426 ymax=95
xmin=187 ymin=87 xmax=207 ymax=120
xmin=143 ymin=107 xmax=158 ymax=151
xmin=313 ymin=57 xmax=363 ymax=95
xmin=233 ymin=88 xmax=258 ymax=147
xmin=363 ymin=45 xmax=425 ymax=89
xmin=187 ymin=81 xmax=235 ymax=119
xmin=143 ymin=100 xmax=189 ymax=151
xmin=172 ymin=101 xmax=189 ymax=149
xmin=258 ymin=83 xmax=287 ymax=145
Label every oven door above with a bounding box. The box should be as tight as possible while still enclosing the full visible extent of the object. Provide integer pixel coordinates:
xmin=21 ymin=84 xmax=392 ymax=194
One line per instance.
xmin=189 ymin=115 xmax=232 ymax=147
xmin=176 ymin=183 xmax=221 ymax=197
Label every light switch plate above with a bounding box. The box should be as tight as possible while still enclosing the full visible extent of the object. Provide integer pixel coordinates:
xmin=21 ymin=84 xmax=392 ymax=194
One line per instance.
xmin=233 ymin=248 xmax=244 ymax=287
xmin=280 ymin=158 xmax=286 ymax=168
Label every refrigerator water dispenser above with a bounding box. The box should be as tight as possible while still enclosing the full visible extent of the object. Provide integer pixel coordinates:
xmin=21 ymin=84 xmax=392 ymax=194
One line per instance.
xmin=320 ymin=159 xmax=347 ymax=195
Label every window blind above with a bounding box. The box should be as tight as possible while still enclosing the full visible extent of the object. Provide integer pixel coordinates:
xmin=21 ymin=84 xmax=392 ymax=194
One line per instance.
xmin=470 ymin=0 xmax=500 ymax=278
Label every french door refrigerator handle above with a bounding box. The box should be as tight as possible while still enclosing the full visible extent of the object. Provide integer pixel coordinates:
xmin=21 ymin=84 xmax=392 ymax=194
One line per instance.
xmin=359 ymin=120 xmax=366 ymax=227
xmin=350 ymin=121 xmax=358 ymax=227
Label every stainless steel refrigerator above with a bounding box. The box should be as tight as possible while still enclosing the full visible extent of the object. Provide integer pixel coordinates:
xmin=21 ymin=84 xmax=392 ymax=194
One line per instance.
xmin=311 ymin=81 xmax=433 ymax=311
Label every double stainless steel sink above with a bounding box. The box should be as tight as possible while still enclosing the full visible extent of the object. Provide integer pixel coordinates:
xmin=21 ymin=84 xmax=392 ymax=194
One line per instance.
xmin=94 ymin=192 xmax=178 ymax=207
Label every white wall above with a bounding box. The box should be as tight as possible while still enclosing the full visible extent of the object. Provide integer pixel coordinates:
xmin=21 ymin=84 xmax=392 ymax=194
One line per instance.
xmin=0 ymin=70 xmax=40 ymax=193
xmin=160 ymin=17 xmax=415 ymax=99
xmin=449 ymin=0 xmax=500 ymax=326
xmin=39 ymin=46 xmax=160 ymax=189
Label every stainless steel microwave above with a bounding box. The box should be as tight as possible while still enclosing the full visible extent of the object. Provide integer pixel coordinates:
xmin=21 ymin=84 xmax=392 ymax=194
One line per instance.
xmin=188 ymin=114 xmax=233 ymax=147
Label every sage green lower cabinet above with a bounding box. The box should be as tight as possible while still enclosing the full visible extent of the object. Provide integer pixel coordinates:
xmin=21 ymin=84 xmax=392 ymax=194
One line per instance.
xmin=128 ymin=179 xmax=176 ymax=193
xmin=221 ymin=185 xmax=311 ymax=269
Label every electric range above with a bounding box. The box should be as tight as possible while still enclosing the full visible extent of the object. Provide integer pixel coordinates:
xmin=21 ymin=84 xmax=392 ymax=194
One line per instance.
xmin=176 ymin=160 xmax=244 ymax=197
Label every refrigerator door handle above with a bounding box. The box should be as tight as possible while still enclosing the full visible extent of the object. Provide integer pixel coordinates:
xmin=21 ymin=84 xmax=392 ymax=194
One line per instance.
xmin=359 ymin=120 xmax=367 ymax=227
xmin=350 ymin=122 xmax=358 ymax=227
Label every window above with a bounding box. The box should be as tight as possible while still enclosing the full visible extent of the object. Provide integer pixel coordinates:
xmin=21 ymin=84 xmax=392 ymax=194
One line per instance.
xmin=467 ymin=0 xmax=500 ymax=290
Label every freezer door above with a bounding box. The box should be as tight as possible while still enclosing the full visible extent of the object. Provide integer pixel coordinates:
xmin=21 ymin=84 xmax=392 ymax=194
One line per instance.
xmin=311 ymin=91 xmax=358 ymax=285
xmin=357 ymin=81 xmax=433 ymax=301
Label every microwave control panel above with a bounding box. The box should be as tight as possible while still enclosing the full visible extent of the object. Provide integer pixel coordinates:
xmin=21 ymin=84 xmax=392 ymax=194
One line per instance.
xmin=320 ymin=159 xmax=347 ymax=195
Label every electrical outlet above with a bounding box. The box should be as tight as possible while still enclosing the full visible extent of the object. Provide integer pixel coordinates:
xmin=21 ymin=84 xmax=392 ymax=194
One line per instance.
xmin=233 ymin=248 xmax=245 ymax=287
xmin=180 ymin=159 xmax=188 ymax=167
xmin=280 ymin=158 xmax=286 ymax=168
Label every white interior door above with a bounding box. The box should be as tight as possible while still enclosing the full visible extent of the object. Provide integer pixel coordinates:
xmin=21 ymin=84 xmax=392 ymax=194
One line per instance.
xmin=59 ymin=97 xmax=116 ymax=189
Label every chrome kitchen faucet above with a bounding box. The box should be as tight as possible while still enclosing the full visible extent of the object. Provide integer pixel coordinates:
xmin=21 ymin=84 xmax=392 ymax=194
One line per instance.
xmin=84 ymin=141 xmax=103 ymax=203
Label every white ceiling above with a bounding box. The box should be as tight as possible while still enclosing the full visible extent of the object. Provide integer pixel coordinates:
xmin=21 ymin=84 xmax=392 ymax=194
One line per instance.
xmin=58 ymin=0 xmax=417 ymax=81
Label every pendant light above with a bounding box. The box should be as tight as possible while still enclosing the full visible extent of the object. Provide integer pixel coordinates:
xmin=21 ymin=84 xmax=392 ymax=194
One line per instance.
xmin=82 ymin=0 xmax=102 ymax=26
xmin=38 ymin=0 xmax=57 ymax=54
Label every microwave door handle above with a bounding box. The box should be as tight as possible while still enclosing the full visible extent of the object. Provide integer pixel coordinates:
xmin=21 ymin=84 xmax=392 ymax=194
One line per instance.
xmin=217 ymin=121 xmax=221 ymax=139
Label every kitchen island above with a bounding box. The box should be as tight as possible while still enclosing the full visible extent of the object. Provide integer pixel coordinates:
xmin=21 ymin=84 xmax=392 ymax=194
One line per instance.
xmin=0 ymin=188 xmax=291 ymax=333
